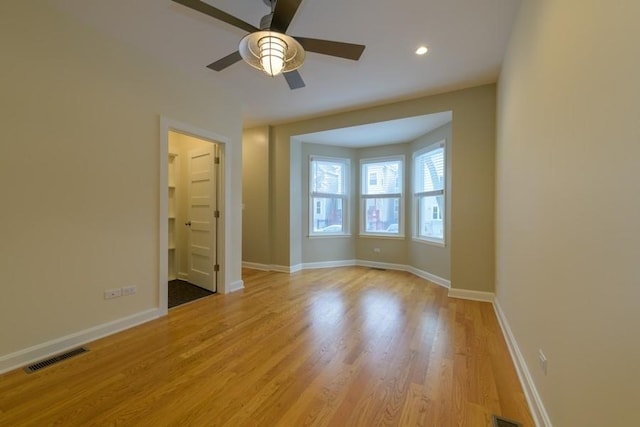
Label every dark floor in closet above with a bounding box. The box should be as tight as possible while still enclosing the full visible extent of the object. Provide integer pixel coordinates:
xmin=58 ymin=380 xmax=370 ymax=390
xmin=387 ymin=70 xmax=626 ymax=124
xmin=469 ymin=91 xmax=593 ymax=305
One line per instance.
xmin=168 ymin=279 xmax=214 ymax=308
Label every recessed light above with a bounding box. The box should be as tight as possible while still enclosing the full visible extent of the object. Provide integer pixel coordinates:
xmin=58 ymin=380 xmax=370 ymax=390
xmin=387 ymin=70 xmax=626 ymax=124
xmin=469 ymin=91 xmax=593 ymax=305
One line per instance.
xmin=415 ymin=46 xmax=428 ymax=55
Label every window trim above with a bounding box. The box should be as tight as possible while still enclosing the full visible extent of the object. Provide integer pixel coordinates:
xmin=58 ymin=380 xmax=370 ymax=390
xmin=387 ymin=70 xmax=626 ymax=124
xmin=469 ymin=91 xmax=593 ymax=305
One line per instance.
xmin=309 ymin=155 xmax=350 ymax=237
xmin=412 ymin=141 xmax=446 ymax=246
xmin=359 ymin=155 xmax=405 ymax=237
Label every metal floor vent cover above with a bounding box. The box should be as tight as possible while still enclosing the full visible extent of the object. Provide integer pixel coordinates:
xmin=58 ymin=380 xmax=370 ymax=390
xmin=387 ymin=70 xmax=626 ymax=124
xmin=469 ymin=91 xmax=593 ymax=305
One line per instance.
xmin=492 ymin=415 xmax=523 ymax=427
xmin=24 ymin=347 xmax=88 ymax=373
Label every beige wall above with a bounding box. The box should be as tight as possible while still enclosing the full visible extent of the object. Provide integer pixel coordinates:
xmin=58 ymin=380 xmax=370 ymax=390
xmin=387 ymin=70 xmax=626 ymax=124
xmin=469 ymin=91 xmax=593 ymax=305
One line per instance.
xmin=242 ymin=127 xmax=271 ymax=265
xmin=267 ymin=85 xmax=495 ymax=291
xmin=0 ymin=2 xmax=242 ymax=360
xmin=496 ymin=0 xmax=640 ymax=425
xmin=408 ymin=123 xmax=452 ymax=279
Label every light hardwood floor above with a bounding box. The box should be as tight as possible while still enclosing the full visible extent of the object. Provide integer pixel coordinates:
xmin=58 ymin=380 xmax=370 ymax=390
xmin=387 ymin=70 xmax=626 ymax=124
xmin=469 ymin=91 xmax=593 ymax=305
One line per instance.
xmin=0 ymin=267 xmax=533 ymax=426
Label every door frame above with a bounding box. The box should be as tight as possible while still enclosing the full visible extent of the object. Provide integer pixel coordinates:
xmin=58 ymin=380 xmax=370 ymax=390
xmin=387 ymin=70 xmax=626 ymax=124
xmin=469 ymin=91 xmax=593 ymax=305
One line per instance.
xmin=159 ymin=116 xmax=230 ymax=314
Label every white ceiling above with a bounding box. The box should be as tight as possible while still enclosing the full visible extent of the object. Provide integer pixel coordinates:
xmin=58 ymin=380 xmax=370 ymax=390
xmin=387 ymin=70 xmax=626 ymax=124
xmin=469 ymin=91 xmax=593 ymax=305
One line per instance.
xmin=50 ymin=0 xmax=521 ymax=130
xmin=294 ymin=111 xmax=452 ymax=148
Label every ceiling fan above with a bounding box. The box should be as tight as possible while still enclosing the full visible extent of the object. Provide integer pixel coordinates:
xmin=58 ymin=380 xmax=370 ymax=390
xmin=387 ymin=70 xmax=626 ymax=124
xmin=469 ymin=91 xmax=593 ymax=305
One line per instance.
xmin=172 ymin=0 xmax=366 ymax=89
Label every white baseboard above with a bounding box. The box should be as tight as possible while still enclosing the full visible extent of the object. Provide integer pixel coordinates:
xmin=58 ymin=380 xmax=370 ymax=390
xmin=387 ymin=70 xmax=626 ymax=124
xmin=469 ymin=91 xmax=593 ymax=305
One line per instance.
xmin=241 ymin=262 xmax=271 ymax=271
xmin=270 ymin=264 xmax=303 ymax=273
xmin=289 ymin=264 xmax=302 ymax=273
xmin=448 ymin=288 xmax=494 ymax=302
xmin=242 ymin=261 xmax=293 ymax=273
xmin=355 ymin=259 xmax=407 ymax=271
xmin=302 ymin=259 xmax=356 ymax=269
xmin=407 ymin=266 xmax=451 ymax=289
xmin=243 ymin=259 xmax=451 ymax=290
xmin=494 ymin=298 xmax=552 ymax=427
xmin=226 ymin=280 xmax=244 ymax=293
xmin=269 ymin=264 xmax=301 ymax=273
xmin=353 ymin=260 xmax=452 ymax=290
xmin=177 ymin=272 xmax=189 ymax=281
xmin=0 ymin=308 xmax=162 ymax=375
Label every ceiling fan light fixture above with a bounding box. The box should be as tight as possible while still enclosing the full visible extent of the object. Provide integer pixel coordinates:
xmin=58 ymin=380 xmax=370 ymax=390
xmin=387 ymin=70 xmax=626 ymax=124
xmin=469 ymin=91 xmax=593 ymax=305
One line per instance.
xmin=239 ymin=31 xmax=305 ymax=77
xmin=259 ymin=35 xmax=287 ymax=76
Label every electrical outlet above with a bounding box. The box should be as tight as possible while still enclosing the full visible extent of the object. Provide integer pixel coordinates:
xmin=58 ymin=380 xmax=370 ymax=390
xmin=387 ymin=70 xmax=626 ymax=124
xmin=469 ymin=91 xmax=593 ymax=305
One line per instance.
xmin=538 ymin=349 xmax=548 ymax=375
xmin=122 ymin=285 xmax=137 ymax=296
xmin=373 ymin=248 xmax=381 ymax=253
xmin=104 ymin=288 xmax=122 ymax=300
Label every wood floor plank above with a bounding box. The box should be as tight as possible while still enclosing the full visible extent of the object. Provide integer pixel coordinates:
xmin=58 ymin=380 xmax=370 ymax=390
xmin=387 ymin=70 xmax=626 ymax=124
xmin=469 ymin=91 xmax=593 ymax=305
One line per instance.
xmin=0 ymin=267 xmax=534 ymax=426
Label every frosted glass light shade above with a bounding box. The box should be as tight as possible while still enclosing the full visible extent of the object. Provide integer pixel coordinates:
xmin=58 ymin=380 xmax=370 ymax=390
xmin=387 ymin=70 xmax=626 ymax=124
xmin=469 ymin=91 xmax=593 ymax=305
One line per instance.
xmin=239 ymin=31 xmax=305 ymax=77
xmin=259 ymin=36 xmax=287 ymax=76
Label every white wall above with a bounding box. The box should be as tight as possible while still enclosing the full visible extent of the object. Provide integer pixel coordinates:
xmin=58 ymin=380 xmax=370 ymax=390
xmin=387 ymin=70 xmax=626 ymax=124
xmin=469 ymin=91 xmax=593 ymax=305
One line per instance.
xmin=496 ymin=0 xmax=640 ymax=425
xmin=0 ymin=2 xmax=242 ymax=369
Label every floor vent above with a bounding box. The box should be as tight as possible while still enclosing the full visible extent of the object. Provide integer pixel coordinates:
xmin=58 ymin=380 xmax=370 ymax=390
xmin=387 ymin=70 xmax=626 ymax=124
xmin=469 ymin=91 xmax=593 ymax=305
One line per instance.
xmin=24 ymin=347 xmax=88 ymax=373
xmin=492 ymin=415 xmax=522 ymax=427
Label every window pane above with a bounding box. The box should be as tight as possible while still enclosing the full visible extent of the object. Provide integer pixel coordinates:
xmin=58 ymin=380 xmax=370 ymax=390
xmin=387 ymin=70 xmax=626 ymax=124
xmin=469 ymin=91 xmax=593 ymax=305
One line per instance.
xmin=364 ymin=198 xmax=400 ymax=233
xmin=311 ymin=159 xmax=346 ymax=195
xmin=312 ymin=197 xmax=344 ymax=232
xmin=418 ymin=195 xmax=444 ymax=240
xmin=415 ymin=147 xmax=444 ymax=193
xmin=362 ymin=160 xmax=402 ymax=195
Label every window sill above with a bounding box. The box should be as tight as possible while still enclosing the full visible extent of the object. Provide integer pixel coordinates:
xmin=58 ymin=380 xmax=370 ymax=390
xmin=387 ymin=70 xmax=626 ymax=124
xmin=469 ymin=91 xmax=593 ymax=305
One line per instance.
xmin=412 ymin=237 xmax=445 ymax=247
xmin=308 ymin=234 xmax=352 ymax=239
xmin=359 ymin=233 xmax=405 ymax=240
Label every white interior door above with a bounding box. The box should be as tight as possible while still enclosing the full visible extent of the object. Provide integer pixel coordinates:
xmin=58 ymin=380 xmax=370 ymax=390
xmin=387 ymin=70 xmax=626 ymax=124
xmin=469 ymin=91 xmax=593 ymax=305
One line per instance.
xmin=186 ymin=146 xmax=217 ymax=292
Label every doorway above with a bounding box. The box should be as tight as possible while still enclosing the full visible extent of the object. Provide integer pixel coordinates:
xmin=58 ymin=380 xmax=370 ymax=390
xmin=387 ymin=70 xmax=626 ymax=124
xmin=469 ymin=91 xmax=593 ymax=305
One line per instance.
xmin=168 ymin=131 xmax=219 ymax=307
xmin=159 ymin=117 xmax=231 ymax=312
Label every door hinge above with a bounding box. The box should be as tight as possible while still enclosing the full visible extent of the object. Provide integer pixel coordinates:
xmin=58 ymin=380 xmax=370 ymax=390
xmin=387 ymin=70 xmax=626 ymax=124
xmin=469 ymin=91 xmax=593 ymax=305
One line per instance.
xmin=213 ymin=264 xmax=220 ymax=272
xmin=214 ymin=210 xmax=220 ymax=218
xmin=214 ymin=156 xmax=220 ymax=164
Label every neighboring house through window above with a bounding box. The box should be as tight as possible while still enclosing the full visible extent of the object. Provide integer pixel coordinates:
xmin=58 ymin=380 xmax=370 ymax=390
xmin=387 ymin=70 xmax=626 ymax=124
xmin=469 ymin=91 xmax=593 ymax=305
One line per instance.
xmin=360 ymin=156 xmax=403 ymax=236
xmin=310 ymin=156 xmax=349 ymax=235
xmin=413 ymin=141 xmax=445 ymax=244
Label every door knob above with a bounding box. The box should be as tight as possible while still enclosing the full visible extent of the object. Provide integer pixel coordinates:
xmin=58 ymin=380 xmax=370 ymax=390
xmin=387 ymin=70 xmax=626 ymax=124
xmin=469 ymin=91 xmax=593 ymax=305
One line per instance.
xmin=185 ymin=221 xmax=191 ymax=227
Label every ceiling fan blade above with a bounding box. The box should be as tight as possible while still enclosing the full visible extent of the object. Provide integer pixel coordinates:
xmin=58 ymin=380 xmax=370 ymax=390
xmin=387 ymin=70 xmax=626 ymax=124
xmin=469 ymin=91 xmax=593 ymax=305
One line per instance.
xmin=207 ymin=51 xmax=243 ymax=71
xmin=172 ymin=0 xmax=259 ymax=33
xmin=270 ymin=0 xmax=303 ymax=33
xmin=294 ymin=37 xmax=365 ymax=61
xmin=283 ymin=70 xmax=305 ymax=90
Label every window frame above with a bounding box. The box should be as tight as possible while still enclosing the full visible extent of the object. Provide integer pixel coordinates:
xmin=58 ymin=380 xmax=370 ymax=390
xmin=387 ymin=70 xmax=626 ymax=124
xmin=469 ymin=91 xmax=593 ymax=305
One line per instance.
xmin=359 ymin=155 xmax=404 ymax=237
xmin=309 ymin=155 xmax=350 ymax=237
xmin=412 ymin=141 xmax=446 ymax=246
